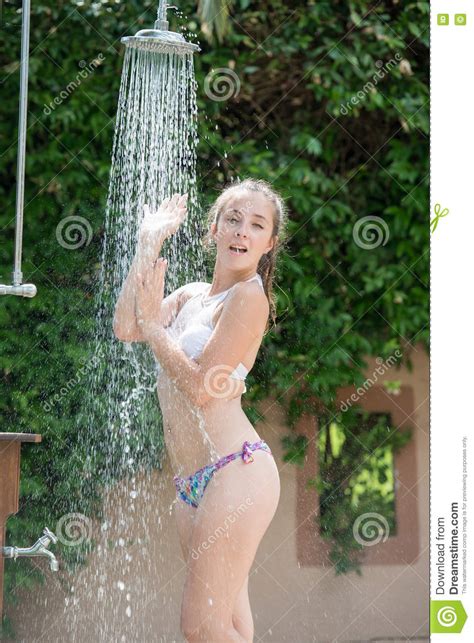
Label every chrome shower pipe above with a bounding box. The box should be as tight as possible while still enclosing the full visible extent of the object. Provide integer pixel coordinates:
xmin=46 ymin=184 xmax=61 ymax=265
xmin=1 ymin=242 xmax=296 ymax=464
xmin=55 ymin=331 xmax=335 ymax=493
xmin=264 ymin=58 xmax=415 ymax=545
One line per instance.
xmin=1 ymin=0 xmax=37 ymax=298
xmin=156 ymin=0 xmax=169 ymax=30
xmin=121 ymin=1 xmax=200 ymax=54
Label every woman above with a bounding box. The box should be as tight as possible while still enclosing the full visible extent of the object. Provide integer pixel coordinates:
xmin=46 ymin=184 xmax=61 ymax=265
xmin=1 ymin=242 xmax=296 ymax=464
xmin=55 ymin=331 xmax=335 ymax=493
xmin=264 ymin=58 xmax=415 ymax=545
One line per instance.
xmin=114 ymin=179 xmax=287 ymax=642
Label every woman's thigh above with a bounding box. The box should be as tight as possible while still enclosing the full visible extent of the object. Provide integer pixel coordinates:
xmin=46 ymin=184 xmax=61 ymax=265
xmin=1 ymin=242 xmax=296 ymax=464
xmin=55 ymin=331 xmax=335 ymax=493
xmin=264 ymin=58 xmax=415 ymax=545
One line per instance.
xmin=180 ymin=451 xmax=280 ymax=636
xmin=173 ymin=498 xmax=196 ymax=563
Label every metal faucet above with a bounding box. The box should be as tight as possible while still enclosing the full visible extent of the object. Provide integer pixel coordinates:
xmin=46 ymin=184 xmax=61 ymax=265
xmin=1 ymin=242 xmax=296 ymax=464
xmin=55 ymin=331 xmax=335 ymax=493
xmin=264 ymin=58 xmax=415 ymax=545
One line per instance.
xmin=2 ymin=527 xmax=59 ymax=572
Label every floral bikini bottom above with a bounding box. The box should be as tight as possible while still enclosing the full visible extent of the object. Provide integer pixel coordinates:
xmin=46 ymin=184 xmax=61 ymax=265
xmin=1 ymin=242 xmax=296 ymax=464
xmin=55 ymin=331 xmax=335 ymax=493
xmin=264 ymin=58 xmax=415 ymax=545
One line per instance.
xmin=173 ymin=439 xmax=272 ymax=509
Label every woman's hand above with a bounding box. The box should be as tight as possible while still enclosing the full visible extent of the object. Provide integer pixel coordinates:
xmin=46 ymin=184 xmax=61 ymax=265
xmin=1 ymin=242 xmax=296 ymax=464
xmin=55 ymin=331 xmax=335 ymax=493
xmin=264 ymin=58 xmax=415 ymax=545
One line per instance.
xmin=136 ymin=257 xmax=168 ymax=339
xmin=138 ymin=193 xmax=188 ymax=254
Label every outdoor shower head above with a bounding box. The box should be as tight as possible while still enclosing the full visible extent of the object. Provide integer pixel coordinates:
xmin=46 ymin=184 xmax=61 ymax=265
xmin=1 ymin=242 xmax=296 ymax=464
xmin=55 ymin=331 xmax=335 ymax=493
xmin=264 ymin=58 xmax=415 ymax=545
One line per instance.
xmin=121 ymin=1 xmax=200 ymax=55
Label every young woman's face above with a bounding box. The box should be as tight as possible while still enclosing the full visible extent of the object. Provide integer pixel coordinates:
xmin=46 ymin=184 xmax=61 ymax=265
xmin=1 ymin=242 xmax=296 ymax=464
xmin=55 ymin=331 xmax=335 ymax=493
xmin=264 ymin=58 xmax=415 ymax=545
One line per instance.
xmin=212 ymin=191 xmax=276 ymax=269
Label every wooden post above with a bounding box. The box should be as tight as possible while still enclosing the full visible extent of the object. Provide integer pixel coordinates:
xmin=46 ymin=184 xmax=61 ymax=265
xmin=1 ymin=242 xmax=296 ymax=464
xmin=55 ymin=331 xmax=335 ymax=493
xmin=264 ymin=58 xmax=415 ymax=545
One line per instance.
xmin=0 ymin=433 xmax=42 ymax=620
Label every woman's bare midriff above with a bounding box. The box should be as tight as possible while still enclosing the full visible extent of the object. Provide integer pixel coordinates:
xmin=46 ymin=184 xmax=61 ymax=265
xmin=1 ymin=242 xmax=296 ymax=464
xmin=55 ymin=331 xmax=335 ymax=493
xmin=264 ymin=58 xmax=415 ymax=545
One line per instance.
xmin=157 ymin=371 xmax=262 ymax=477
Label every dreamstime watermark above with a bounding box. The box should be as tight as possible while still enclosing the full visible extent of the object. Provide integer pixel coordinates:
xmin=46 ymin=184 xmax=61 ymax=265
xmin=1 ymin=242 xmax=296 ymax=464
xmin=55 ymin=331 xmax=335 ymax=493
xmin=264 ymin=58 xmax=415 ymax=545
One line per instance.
xmin=191 ymin=498 xmax=254 ymax=560
xmin=339 ymin=53 xmax=403 ymax=116
xmin=210 ymin=199 xmax=254 ymax=244
xmin=42 ymin=348 xmax=104 ymax=412
xmin=56 ymin=512 xmax=92 ymax=547
xmin=56 ymin=214 xmax=93 ymax=249
xmin=204 ymin=67 xmax=240 ymax=102
xmin=43 ymin=54 xmax=105 ymax=115
xmin=340 ymin=350 xmax=402 ymax=412
xmin=203 ymin=363 xmax=245 ymax=399
xmin=353 ymin=215 xmax=389 ymax=249
xmin=353 ymin=512 xmax=390 ymax=546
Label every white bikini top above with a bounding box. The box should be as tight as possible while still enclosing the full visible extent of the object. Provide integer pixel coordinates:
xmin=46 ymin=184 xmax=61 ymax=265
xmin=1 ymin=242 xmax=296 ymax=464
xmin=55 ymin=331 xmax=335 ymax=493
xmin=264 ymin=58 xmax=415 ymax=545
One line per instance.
xmin=156 ymin=273 xmax=264 ymax=390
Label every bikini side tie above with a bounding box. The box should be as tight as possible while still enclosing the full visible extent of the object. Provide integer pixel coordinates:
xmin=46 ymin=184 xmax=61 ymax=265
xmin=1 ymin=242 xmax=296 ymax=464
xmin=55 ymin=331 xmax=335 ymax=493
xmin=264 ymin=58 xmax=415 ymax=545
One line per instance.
xmin=241 ymin=440 xmax=255 ymax=464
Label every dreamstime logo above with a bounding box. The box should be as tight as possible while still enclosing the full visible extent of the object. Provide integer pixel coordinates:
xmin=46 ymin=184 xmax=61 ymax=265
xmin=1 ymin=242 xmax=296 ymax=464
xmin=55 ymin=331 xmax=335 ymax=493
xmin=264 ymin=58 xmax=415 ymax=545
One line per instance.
xmin=340 ymin=350 xmax=402 ymax=412
xmin=437 ymin=606 xmax=457 ymax=627
xmin=56 ymin=215 xmax=93 ymax=249
xmin=204 ymin=364 xmax=244 ymax=399
xmin=191 ymin=498 xmax=253 ymax=560
xmin=353 ymin=215 xmax=389 ymax=249
xmin=42 ymin=348 xmax=104 ymax=412
xmin=353 ymin=512 xmax=390 ymax=546
xmin=56 ymin=513 xmax=92 ymax=547
xmin=204 ymin=67 xmax=240 ymax=102
xmin=43 ymin=54 xmax=105 ymax=115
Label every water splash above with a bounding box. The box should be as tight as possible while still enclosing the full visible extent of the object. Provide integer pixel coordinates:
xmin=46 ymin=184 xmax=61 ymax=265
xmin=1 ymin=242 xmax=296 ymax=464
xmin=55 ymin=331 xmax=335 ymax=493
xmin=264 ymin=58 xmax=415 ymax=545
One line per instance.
xmin=68 ymin=46 xmax=209 ymax=638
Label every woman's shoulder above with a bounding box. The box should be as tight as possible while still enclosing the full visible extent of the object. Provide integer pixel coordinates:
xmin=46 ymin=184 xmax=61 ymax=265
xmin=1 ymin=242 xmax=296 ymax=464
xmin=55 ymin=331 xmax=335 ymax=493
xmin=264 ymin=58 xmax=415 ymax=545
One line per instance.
xmin=213 ymin=278 xmax=268 ymax=329
xmin=231 ymin=278 xmax=267 ymax=305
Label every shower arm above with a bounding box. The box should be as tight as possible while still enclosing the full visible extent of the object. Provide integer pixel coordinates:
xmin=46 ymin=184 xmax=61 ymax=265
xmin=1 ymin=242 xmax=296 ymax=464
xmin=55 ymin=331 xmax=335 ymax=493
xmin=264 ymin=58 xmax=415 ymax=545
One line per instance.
xmin=155 ymin=0 xmax=169 ymax=30
xmin=121 ymin=2 xmax=199 ymax=54
xmin=0 ymin=0 xmax=37 ymax=298
xmin=155 ymin=2 xmax=180 ymax=31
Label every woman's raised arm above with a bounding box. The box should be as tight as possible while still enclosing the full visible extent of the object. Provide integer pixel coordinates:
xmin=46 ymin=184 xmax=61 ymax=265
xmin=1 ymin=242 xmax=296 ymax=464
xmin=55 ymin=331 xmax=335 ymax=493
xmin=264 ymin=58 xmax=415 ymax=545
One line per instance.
xmin=113 ymin=194 xmax=188 ymax=342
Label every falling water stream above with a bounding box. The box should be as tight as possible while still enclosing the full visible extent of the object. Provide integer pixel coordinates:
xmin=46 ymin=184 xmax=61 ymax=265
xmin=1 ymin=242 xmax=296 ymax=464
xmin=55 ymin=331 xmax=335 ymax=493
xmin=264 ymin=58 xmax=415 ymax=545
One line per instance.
xmin=64 ymin=44 xmax=219 ymax=639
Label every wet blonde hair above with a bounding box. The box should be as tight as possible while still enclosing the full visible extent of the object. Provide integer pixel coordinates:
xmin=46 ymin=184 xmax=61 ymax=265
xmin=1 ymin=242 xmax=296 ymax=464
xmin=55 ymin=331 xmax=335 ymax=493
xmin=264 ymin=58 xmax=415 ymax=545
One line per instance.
xmin=202 ymin=178 xmax=289 ymax=333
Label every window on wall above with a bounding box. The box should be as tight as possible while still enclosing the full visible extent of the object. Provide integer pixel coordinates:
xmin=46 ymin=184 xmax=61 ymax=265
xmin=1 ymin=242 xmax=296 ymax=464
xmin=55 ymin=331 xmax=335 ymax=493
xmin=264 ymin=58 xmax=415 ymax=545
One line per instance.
xmin=296 ymin=385 xmax=422 ymax=568
xmin=313 ymin=409 xmax=413 ymax=573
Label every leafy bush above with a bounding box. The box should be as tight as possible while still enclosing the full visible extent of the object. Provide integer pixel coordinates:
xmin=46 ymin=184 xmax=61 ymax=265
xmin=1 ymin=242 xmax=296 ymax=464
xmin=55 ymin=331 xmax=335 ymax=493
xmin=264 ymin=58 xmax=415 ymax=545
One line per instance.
xmin=0 ymin=0 xmax=428 ymax=629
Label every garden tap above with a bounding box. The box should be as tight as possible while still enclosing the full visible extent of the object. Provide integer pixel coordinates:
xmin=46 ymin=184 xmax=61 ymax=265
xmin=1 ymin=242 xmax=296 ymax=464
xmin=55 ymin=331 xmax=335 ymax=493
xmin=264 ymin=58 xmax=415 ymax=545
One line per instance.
xmin=2 ymin=527 xmax=59 ymax=572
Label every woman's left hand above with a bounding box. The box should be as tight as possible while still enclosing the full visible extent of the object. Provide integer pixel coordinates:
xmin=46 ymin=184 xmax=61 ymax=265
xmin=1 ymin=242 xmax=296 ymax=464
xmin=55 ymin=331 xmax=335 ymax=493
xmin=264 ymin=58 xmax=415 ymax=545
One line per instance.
xmin=136 ymin=257 xmax=167 ymax=339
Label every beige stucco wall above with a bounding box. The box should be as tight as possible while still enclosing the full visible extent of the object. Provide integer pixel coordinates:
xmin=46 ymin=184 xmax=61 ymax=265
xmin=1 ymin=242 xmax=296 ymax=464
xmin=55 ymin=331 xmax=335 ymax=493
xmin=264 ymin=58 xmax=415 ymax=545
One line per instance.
xmin=4 ymin=344 xmax=429 ymax=642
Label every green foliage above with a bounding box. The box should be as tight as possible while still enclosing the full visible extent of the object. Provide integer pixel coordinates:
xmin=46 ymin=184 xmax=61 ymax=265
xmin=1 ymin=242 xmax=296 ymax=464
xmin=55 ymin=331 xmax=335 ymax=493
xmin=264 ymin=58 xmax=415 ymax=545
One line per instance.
xmin=0 ymin=0 xmax=428 ymax=619
xmin=198 ymin=0 xmax=233 ymax=43
xmin=311 ymin=410 xmax=413 ymax=575
xmin=281 ymin=433 xmax=308 ymax=467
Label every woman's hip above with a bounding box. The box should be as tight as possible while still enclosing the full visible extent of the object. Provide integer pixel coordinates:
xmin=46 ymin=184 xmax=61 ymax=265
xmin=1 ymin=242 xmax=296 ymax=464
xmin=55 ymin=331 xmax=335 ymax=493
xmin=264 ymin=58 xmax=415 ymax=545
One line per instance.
xmin=174 ymin=439 xmax=280 ymax=513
